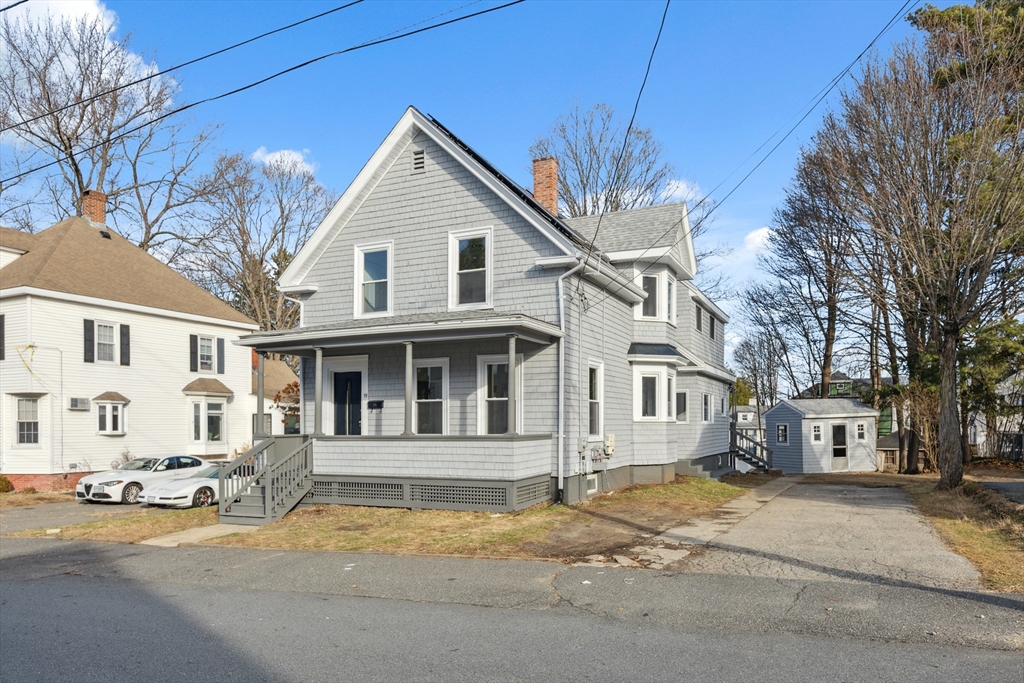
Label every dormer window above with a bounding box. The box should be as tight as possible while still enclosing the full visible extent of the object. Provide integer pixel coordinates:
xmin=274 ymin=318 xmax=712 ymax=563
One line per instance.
xmin=449 ymin=227 xmax=492 ymax=309
xmin=636 ymin=272 xmax=675 ymax=322
xmin=641 ymin=276 xmax=658 ymax=317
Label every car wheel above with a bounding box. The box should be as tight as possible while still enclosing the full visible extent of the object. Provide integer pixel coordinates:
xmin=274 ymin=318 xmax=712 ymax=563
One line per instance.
xmin=192 ymin=487 xmax=214 ymax=508
xmin=121 ymin=483 xmax=142 ymax=504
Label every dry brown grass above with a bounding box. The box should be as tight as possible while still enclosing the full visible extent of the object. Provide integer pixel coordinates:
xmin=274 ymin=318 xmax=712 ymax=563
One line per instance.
xmin=0 ymin=491 xmax=75 ymax=508
xmin=12 ymin=506 xmax=218 ymax=543
xmin=212 ymin=476 xmax=745 ymax=558
xmin=720 ymin=472 xmax=783 ymax=488
xmin=804 ymin=471 xmax=1024 ymax=592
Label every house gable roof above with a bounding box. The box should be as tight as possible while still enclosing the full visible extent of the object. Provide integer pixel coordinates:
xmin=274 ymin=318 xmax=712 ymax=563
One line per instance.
xmin=770 ymin=398 xmax=879 ymax=418
xmin=281 ymin=106 xmax=593 ymax=290
xmin=0 ymin=219 xmax=254 ymax=325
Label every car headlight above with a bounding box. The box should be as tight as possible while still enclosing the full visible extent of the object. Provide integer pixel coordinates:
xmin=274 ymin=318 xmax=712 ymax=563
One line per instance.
xmin=98 ymin=480 xmax=124 ymax=487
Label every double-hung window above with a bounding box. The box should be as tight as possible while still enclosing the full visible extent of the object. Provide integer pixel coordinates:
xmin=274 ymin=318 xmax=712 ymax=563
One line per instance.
xmin=355 ymin=243 xmax=392 ymax=317
xmin=478 ymin=354 xmax=522 ymax=434
xmin=96 ymin=323 xmax=116 ymax=362
xmin=676 ymin=390 xmax=688 ymax=422
xmin=450 ymin=228 xmax=492 ymax=309
xmin=199 ymin=336 xmax=214 ymax=372
xmin=709 ymin=316 xmax=716 ymax=340
xmin=695 ymin=305 xmax=703 ymax=332
xmin=588 ymin=364 xmax=603 ymax=437
xmin=191 ymin=400 xmax=225 ymax=443
xmin=702 ymin=393 xmax=711 ymax=422
xmin=17 ymin=398 xmax=39 ymax=444
xmin=97 ymin=403 xmax=125 ymax=435
xmin=641 ymin=276 xmax=659 ymax=318
xmin=667 ymin=279 xmax=675 ymax=324
xmin=640 ymin=374 xmax=659 ymax=419
xmin=414 ymin=358 xmax=448 ymax=435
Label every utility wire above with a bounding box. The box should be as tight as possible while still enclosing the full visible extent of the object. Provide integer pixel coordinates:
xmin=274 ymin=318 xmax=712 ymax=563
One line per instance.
xmin=584 ymin=0 xmax=919 ymax=311
xmin=1 ymin=0 xmax=528 ymax=185
xmin=0 ymin=0 xmax=30 ymax=14
xmin=576 ymin=0 xmax=671 ymax=295
xmin=1 ymin=0 xmax=366 ymax=134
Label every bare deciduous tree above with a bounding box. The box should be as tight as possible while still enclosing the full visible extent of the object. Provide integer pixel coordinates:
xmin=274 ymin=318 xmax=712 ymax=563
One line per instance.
xmin=0 ymin=12 xmax=219 ymax=261
xmin=188 ymin=152 xmax=337 ymax=332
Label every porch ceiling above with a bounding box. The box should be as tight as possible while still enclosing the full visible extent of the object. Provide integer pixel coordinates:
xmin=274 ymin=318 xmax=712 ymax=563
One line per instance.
xmin=236 ymin=312 xmax=562 ymax=354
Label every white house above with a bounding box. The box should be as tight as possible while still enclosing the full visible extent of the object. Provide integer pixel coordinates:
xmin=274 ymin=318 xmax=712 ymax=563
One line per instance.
xmin=764 ymin=398 xmax=878 ymax=474
xmin=0 ymin=191 xmax=260 ymax=490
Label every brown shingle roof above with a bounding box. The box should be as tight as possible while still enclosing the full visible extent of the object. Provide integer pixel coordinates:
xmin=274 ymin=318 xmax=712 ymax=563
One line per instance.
xmin=0 ymin=218 xmax=254 ymax=325
xmin=93 ymin=391 xmax=130 ymax=403
xmin=182 ymin=378 xmax=234 ymax=395
xmin=252 ymin=357 xmax=299 ymax=400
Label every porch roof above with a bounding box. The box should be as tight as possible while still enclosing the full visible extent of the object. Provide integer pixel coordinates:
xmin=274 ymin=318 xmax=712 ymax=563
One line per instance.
xmin=236 ymin=311 xmax=562 ymax=354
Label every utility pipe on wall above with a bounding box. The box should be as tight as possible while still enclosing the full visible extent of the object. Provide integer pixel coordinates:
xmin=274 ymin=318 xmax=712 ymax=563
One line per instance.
xmin=556 ymin=259 xmax=585 ymax=502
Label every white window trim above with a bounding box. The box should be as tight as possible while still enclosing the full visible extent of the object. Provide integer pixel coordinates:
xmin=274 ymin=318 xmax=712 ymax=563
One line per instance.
xmin=198 ymin=335 xmax=216 ymax=374
xmin=676 ymin=388 xmax=689 ymax=423
xmin=701 ymin=392 xmax=712 ymax=423
xmin=189 ymin=398 xmax=227 ymax=445
xmin=636 ymin=272 xmax=661 ymax=320
xmin=587 ymin=360 xmax=604 ymax=440
xmin=856 ymin=421 xmax=867 ymax=441
xmin=476 ymin=353 xmax=523 ymax=435
xmin=95 ymin=321 xmax=118 ymax=364
xmin=709 ymin=315 xmax=717 ymax=341
xmin=353 ymin=241 xmax=394 ymax=319
xmin=776 ymin=423 xmax=790 ymax=445
xmin=413 ymin=357 xmax=449 ymax=435
xmin=14 ymin=395 xmax=42 ymax=449
xmin=695 ymin=304 xmax=703 ymax=333
xmin=632 ymin=363 xmax=673 ymax=422
xmin=667 ymin=277 xmax=677 ymax=326
xmin=811 ymin=422 xmax=823 ymax=443
xmin=96 ymin=401 xmax=127 ymax=436
xmin=449 ymin=226 xmax=494 ymax=311
xmin=638 ymin=373 xmax=660 ymax=420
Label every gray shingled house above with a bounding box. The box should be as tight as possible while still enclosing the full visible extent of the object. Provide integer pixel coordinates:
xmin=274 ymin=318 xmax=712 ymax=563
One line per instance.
xmin=220 ymin=107 xmax=736 ymax=524
xmin=764 ymin=398 xmax=878 ymax=474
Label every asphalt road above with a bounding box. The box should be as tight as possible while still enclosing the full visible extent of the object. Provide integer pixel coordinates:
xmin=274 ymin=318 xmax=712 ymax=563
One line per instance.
xmin=2 ymin=570 xmax=1021 ymax=683
xmin=0 ymin=500 xmax=163 ymax=534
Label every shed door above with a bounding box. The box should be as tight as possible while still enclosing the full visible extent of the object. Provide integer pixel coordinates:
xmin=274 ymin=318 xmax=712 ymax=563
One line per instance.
xmin=831 ymin=423 xmax=848 ymax=471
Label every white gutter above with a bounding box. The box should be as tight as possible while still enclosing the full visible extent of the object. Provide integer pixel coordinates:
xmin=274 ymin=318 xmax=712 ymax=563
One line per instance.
xmin=555 ymin=258 xmax=585 ymax=502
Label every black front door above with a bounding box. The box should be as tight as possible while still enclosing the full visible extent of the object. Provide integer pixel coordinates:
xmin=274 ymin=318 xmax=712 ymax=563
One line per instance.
xmin=333 ymin=371 xmax=362 ymax=436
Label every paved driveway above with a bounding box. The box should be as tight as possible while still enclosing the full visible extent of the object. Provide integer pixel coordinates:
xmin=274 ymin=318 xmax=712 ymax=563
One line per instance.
xmin=684 ymin=483 xmax=982 ymax=591
xmin=0 ymin=501 xmax=157 ymax=535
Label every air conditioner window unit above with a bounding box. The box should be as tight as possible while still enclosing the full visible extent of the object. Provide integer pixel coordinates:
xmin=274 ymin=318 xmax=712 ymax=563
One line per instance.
xmin=69 ymin=397 xmax=91 ymax=411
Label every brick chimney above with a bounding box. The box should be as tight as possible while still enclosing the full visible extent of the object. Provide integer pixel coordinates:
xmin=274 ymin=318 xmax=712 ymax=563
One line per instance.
xmin=82 ymin=190 xmax=107 ymax=225
xmin=532 ymin=157 xmax=558 ymax=217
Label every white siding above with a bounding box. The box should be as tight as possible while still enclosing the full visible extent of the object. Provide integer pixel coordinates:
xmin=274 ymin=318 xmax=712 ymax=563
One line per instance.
xmin=0 ymin=294 xmax=254 ymax=474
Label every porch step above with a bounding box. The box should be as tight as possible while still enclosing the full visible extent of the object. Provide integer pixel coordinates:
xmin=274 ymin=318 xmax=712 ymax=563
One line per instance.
xmin=733 ymin=451 xmax=769 ymax=473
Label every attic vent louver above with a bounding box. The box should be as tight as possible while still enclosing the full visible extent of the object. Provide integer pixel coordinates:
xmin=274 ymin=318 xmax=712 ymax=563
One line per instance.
xmin=100 ymin=230 xmax=111 ymax=239
xmin=411 ymin=149 xmax=425 ymax=174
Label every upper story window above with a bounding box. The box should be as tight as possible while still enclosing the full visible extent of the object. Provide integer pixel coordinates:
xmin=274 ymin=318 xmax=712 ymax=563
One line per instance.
xmin=636 ymin=272 xmax=676 ymax=323
xmin=450 ymin=227 xmax=492 ymax=309
xmin=355 ymin=242 xmax=393 ymax=317
xmin=17 ymin=397 xmax=39 ymax=445
xmin=641 ymin=276 xmax=658 ymax=318
xmin=709 ymin=316 xmax=716 ymax=340
xmin=190 ymin=335 xmax=225 ymax=374
xmin=695 ymin=305 xmax=703 ymax=332
xmin=667 ymin=279 xmax=676 ymax=325
xmin=84 ymin=319 xmax=129 ymax=365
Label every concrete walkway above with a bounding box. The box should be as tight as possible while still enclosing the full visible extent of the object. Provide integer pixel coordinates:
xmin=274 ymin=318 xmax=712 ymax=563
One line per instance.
xmin=684 ymin=482 xmax=982 ymax=591
xmin=140 ymin=522 xmax=259 ymax=547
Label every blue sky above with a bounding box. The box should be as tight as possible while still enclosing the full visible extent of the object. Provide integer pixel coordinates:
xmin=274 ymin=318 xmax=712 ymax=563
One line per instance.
xmin=12 ymin=0 xmax=938 ymax=325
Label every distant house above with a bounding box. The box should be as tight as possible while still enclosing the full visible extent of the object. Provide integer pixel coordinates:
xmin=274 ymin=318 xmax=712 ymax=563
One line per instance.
xmin=796 ymin=372 xmax=894 ymax=436
xmin=251 ymin=351 xmax=300 ymax=436
xmin=764 ymin=398 xmax=878 ymax=474
xmin=0 ymin=192 xmax=260 ymax=490
xmin=969 ymin=372 xmax=1024 ymax=461
xmin=220 ymin=106 xmax=737 ymax=524
xmin=734 ymin=399 xmax=766 ymax=445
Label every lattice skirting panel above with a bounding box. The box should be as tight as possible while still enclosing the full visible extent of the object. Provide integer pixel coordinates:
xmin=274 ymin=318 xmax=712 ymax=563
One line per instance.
xmin=298 ymin=474 xmax=553 ymax=512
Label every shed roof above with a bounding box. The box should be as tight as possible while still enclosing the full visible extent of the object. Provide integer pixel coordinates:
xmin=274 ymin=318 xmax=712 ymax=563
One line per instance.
xmin=0 ymin=219 xmax=254 ymax=326
xmin=780 ymin=398 xmax=879 ymax=418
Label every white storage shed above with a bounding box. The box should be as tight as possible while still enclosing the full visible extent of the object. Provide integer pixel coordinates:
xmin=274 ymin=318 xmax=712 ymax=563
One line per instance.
xmin=764 ymin=398 xmax=879 ymax=474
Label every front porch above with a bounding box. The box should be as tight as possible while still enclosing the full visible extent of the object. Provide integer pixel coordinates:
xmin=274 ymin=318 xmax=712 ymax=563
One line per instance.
xmin=221 ymin=313 xmax=564 ymax=522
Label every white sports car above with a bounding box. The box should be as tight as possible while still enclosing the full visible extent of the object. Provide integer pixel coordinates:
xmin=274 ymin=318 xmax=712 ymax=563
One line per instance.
xmin=141 ymin=466 xmax=221 ymax=508
xmin=76 ymin=456 xmax=209 ymax=504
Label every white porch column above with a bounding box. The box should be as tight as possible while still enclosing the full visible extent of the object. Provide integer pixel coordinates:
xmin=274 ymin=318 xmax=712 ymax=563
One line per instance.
xmin=403 ymin=341 xmax=414 ymax=435
xmin=254 ymin=351 xmax=267 ymax=439
xmin=313 ymin=347 xmax=324 ymax=436
xmin=507 ymin=334 xmax=517 ymax=435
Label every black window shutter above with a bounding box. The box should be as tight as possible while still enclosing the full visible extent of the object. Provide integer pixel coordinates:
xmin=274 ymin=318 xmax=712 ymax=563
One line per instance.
xmin=84 ymin=319 xmax=95 ymax=363
xmin=0 ymin=314 xmax=5 ymax=361
xmin=120 ymin=325 xmax=130 ymax=366
xmin=216 ymin=338 xmax=225 ymax=374
xmin=189 ymin=334 xmax=198 ymax=372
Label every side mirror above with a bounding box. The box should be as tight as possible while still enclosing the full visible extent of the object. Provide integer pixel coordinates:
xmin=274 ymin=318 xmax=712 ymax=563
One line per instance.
xmin=156 ymin=465 xmax=167 ymax=471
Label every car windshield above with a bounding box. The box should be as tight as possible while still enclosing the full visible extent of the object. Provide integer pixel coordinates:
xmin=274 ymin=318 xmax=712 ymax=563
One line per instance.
xmin=120 ymin=458 xmax=159 ymax=471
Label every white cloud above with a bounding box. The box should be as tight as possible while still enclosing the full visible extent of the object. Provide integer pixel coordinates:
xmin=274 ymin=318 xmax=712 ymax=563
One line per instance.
xmin=743 ymin=226 xmax=772 ymax=254
xmin=5 ymin=1 xmax=116 ymax=27
xmin=251 ymin=147 xmax=316 ymax=175
xmin=660 ymin=178 xmax=702 ymax=204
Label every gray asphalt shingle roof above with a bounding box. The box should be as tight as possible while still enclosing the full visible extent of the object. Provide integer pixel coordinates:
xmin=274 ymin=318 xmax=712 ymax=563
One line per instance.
xmin=564 ymin=203 xmax=689 ymax=253
xmin=785 ymin=398 xmax=878 ymax=417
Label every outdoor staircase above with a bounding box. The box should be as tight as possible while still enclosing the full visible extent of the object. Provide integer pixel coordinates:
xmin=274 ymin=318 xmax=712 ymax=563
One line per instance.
xmin=730 ymin=424 xmax=772 ymax=474
xmin=218 ymin=435 xmax=313 ymax=526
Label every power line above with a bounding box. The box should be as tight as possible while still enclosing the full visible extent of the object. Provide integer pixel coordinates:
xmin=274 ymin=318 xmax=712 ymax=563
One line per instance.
xmin=583 ymin=0 xmax=919 ymax=311
xmin=576 ymin=0 xmax=671 ymax=294
xmin=0 ymin=0 xmax=30 ymax=14
xmin=1 ymin=0 xmax=366 ymax=134
xmin=0 ymin=0 xmax=528 ymax=185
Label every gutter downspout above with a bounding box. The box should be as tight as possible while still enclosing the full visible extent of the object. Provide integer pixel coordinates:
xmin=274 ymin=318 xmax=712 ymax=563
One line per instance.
xmin=557 ymin=258 xmax=585 ymax=503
